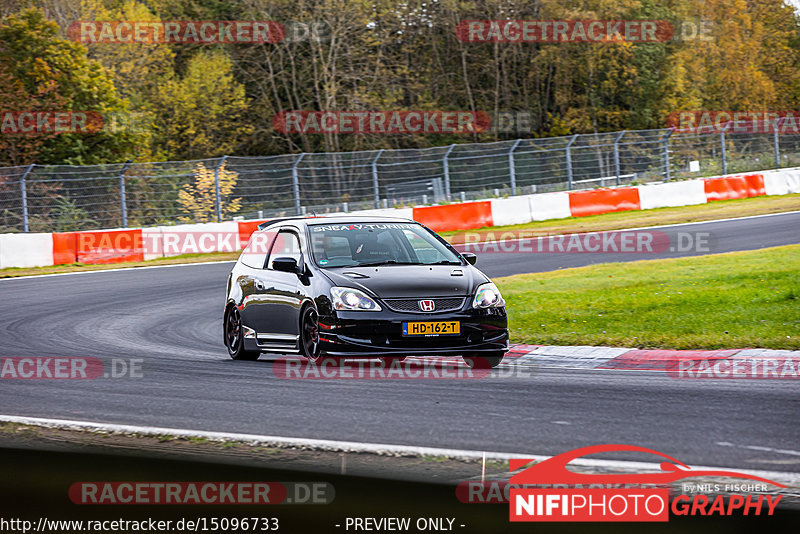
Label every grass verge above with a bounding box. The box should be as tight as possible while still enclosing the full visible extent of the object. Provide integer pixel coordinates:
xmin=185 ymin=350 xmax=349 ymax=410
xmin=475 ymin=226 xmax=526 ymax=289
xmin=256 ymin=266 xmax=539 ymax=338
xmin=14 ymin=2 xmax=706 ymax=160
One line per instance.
xmin=497 ymin=245 xmax=800 ymax=350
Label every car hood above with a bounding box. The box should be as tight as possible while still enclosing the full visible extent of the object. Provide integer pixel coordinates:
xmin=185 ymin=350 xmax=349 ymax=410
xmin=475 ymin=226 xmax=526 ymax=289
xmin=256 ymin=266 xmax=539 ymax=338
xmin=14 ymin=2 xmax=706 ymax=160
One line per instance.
xmin=321 ymin=265 xmax=486 ymax=298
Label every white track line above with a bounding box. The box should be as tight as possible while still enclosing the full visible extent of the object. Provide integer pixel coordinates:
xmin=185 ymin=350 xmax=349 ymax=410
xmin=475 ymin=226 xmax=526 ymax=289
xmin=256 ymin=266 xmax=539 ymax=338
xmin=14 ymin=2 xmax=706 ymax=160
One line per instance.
xmin=2 ymin=415 xmax=798 ymax=486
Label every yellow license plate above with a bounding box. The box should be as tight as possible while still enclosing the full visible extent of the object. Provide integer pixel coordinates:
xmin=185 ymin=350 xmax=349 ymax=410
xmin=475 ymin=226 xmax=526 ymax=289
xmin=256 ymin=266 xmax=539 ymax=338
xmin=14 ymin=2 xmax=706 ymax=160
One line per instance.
xmin=402 ymin=321 xmax=460 ymax=336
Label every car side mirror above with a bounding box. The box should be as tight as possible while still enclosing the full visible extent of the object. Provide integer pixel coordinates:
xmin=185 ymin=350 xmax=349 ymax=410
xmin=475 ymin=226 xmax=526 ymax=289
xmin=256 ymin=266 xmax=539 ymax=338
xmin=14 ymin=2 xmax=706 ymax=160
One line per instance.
xmin=462 ymin=253 xmax=477 ymax=265
xmin=272 ymin=257 xmax=299 ymax=273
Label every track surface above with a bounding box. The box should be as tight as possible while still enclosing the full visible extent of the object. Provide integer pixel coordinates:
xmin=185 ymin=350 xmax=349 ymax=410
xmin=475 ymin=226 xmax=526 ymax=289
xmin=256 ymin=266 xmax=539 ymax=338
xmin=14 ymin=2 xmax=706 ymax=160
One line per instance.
xmin=1 ymin=213 xmax=799 ymax=472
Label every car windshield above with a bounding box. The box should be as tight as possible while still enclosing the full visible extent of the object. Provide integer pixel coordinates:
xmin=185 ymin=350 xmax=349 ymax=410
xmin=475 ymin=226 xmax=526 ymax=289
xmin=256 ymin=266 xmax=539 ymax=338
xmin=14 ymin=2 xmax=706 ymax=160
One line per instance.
xmin=308 ymin=222 xmax=462 ymax=268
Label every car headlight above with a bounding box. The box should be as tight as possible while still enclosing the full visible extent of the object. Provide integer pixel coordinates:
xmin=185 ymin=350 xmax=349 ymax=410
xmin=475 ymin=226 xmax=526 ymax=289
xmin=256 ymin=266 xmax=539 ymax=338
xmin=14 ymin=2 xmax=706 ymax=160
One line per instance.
xmin=330 ymin=287 xmax=382 ymax=311
xmin=472 ymin=282 xmax=505 ymax=308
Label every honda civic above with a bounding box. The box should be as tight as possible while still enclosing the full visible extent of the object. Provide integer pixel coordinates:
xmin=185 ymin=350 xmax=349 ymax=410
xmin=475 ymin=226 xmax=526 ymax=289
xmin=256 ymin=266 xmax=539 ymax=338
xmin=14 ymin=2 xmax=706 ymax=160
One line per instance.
xmin=224 ymin=216 xmax=508 ymax=368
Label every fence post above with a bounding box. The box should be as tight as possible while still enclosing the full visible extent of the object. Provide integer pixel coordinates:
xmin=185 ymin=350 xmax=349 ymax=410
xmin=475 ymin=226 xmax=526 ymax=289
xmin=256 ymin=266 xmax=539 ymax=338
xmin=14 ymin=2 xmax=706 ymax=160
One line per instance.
xmin=613 ymin=131 xmax=625 ymax=185
xmin=720 ymin=127 xmax=728 ymax=175
xmin=773 ymin=117 xmax=783 ymax=168
xmin=213 ymin=156 xmax=228 ymax=222
xmin=565 ymin=135 xmax=578 ymax=190
xmin=442 ymin=144 xmax=455 ymax=200
xmin=662 ymin=130 xmax=673 ymax=181
xmin=371 ymin=149 xmax=384 ymax=208
xmin=508 ymin=139 xmax=521 ymax=196
xmin=292 ymin=153 xmax=305 ymax=215
xmin=20 ymin=163 xmax=34 ymax=233
xmin=118 ymin=160 xmax=132 ymax=228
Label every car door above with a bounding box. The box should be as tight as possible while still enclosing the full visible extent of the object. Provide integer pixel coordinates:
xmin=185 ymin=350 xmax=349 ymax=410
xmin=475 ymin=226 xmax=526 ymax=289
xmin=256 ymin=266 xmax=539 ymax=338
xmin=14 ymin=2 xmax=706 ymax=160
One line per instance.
xmin=237 ymin=229 xmax=275 ymax=333
xmin=248 ymin=228 xmax=305 ymax=347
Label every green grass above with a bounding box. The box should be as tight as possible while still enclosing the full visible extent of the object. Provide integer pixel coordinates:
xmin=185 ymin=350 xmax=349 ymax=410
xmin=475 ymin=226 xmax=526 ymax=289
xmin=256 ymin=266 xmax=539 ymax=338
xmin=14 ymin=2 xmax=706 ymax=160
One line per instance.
xmin=498 ymin=245 xmax=800 ymax=350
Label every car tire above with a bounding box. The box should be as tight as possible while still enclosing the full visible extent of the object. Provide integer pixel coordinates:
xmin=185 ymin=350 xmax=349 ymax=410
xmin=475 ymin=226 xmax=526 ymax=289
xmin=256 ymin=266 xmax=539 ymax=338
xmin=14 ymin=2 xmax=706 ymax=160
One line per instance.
xmin=225 ymin=305 xmax=260 ymax=361
xmin=463 ymin=353 xmax=504 ymax=369
xmin=300 ymin=305 xmax=322 ymax=362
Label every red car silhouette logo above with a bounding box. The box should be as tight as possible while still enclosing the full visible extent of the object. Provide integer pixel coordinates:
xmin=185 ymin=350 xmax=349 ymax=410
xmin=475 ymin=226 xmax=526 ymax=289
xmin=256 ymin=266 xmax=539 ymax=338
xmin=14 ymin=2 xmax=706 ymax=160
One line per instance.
xmin=509 ymin=444 xmax=786 ymax=487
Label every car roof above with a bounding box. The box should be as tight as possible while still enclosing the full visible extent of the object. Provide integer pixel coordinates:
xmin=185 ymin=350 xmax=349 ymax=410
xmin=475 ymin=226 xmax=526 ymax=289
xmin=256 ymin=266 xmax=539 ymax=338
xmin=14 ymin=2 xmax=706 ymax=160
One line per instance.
xmin=257 ymin=215 xmax=415 ymax=231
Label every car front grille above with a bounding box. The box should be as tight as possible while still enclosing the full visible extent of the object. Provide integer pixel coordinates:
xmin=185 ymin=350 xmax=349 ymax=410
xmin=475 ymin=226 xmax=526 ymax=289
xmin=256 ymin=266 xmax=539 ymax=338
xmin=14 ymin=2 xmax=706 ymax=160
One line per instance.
xmin=382 ymin=297 xmax=466 ymax=313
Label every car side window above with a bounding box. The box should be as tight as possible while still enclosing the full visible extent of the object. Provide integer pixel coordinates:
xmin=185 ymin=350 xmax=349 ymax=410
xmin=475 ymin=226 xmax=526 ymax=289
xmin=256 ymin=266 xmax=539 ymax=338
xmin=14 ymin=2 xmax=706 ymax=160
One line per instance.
xmin=240 ymin=230 xmax=276 ymax=269
xmin=268 ymin=231 xmax=302 ymax=269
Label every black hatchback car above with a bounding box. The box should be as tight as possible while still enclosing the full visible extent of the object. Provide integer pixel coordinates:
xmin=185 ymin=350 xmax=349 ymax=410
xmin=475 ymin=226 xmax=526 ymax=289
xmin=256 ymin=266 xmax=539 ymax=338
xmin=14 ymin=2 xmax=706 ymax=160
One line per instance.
xmin=224 ymin=216 xmax=508 ymax=368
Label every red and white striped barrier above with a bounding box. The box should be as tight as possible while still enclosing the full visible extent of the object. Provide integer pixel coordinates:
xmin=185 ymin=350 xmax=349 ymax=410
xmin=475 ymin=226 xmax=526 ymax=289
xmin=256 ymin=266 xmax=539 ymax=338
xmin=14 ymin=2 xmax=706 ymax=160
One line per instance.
xmin=1 ymin=169 xmax=798 ymax=269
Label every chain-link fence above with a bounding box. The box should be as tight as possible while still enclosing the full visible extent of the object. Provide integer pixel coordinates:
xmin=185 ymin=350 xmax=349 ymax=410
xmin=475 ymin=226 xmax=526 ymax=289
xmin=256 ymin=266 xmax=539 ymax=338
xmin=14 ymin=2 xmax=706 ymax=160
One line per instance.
xmin=1 ymin=125 xmax=798 ymax=233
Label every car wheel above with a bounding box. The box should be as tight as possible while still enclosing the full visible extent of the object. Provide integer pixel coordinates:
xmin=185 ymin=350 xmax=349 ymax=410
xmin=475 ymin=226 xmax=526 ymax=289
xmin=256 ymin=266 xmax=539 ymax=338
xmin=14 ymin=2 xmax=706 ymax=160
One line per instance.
xmin=463 ymin=353 xmax=504 ymax=369
xmin=225 ymin=306 xmax=260 ymax=361
xmin=300 ymin=306 xmax=322 ymax=362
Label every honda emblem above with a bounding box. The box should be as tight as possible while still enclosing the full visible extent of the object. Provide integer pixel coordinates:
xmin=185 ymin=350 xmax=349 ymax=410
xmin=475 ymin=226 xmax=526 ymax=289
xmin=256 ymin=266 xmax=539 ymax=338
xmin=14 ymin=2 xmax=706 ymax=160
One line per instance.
xmin=419 ymin=299 xmax=435 ymax=312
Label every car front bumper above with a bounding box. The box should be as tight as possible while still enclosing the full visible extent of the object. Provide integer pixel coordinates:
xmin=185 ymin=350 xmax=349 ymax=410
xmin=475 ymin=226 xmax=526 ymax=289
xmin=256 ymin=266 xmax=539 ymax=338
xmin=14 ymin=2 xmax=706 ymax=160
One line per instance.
xmin=317 ymin=307 xmax=508 ymax=357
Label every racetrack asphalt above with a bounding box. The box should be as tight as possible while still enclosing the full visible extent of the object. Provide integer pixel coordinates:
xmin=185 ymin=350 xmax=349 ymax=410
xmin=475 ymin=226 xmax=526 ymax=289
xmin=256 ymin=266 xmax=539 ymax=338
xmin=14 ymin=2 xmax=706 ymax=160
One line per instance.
xmin=1 ymin=212 xmax=798 ymax=472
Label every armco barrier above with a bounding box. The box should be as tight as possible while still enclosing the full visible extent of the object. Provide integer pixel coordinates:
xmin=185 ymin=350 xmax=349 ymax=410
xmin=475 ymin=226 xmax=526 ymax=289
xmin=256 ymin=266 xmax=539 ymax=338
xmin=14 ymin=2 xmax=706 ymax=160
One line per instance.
xmin=52 ymin=232 xmax=77 ymax=265
xmin=490 ymin=196 xmax=534 ymax=226
xmin=703 ymin=174 xmax=765 ymax=201
xmin=74 ymin=229 xmax=144 ymax=264
xmin=413 ymin=201 xmax=493 ymax=232
xmin=638 ymin=180 xmax=707 ymax=210
xmin=764 ymin=170 xmax=800 ymax=196
xmin=529 ymin=191 xmax=571 ymax=221
xmin=0 ymin=233 xmax=53 ymax=269
xmin=1 ymin=169 xmax=796 ymax=270
xmin=786 ymin=170 xmax=800 ymax=193
xmin=567 ymin=186 xmax=641 ymax=217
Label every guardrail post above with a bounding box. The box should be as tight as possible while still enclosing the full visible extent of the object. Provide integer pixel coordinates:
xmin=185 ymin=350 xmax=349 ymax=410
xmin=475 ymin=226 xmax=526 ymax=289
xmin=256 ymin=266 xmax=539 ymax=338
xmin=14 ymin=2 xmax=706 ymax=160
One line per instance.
xmin=20 ymin=163 xmax=34 ymax=233
xmin=213 ymin=156 xmax=228 ymax=222
xmin=613 ymin=131 xmax=625 ymax=185
xmin=292 ymin=153 xmax=305 ymax=215
xmin=118 ymin=160 xmax=132 ymax=228
xmin=371 ymin=149 xmax=384 ymax=208
xmin=720 ymin=127 xmax=728 ymax=175
xmin=662 ymin=130 xmax=673 ymax=181
xmin=508 ymin=139 xmax=521 ymax=196
xmin=773 ymin=117 xmax=783 ymax=168
xmin=442 ymin=144 xmax=455 ymax=200
xmin=565 ymin=135 xmax=578 ymax=190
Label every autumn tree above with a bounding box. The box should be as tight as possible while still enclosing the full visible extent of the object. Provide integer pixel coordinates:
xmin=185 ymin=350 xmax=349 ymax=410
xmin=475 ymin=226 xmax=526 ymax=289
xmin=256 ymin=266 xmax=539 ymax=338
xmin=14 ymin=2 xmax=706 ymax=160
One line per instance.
xmin=153 ymin=50 xmax=252 ymax=159
xmin=0 ymin=8 xmax=142 ymax=164
xmin=177 ymin=161 xmax=241 ymax=222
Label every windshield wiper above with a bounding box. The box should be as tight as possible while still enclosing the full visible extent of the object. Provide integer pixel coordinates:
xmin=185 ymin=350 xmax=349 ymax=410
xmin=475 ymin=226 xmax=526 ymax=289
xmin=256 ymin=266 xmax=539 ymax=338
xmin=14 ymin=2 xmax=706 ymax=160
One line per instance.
xmin=355 ymin=260 xmax=425 ymax=267
xmin=429 ymin=260 xmax=462 ymax=265
xmin=355 ymin=260 xmax=399 ymax=267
